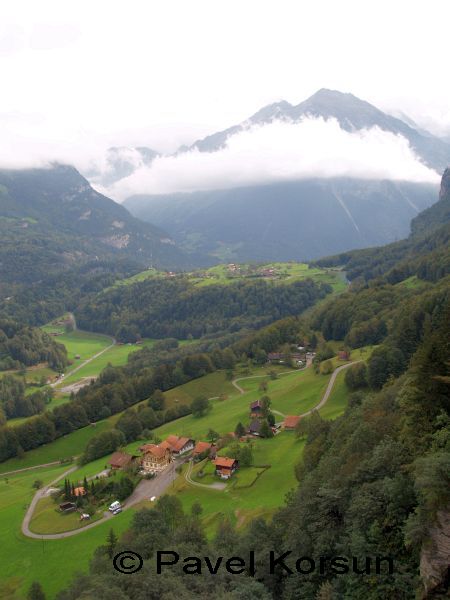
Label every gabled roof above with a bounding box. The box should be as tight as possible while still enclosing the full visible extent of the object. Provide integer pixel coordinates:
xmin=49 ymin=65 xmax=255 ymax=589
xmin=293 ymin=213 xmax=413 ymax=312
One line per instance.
xmin=193 ymin=441 xmax=212 ymax=455
xmin=73 ymin=486 xmax=86 ymax=497
xmin=250 ymin=399 xmax=263 ymax=410
xmin=213 ymin=456 xmax=237 ymax=469
xmin=161 ymin=435 xmax=193 ymax=452
xmin=284 ymin=415 xmax=301 ymax=429
xmin=141 ymin=444 xmax=170 ymax=459
xmin=109 ymin=451 xmax=133 ymax=468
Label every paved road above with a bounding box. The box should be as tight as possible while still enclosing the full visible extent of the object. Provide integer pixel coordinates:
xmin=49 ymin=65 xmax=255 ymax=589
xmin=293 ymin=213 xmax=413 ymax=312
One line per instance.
xmin=21 ymin=460 xmax=182 ymax=539
xmin=298 ymin=360 xmax=361 ymax=418
xmin=51 ymin=336 xmax=116 ymax=389
xmin=184 ymin=460 xmax=226 ymax=491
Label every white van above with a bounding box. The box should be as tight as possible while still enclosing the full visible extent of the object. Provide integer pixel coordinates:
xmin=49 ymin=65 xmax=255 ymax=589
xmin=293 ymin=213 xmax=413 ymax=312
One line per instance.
xmin=109 ymin=501 xmax=121 ymax=512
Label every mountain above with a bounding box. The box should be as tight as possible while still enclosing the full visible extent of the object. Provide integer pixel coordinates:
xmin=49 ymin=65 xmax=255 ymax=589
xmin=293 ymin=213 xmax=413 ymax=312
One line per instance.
xmin=0 ymin=164 xmax=196 ymax=286
xmin=122 ymin=89 xmax=448 ymax=262
xmin=124 ymin=178 xmax=437 ymax=262
xmin=186 ymin=89 xmax=450 ymax=172
xmin=313 ymin=167 xmax=450 ymax=282
xmin=85 ymin=146 xmax=159 ymax=187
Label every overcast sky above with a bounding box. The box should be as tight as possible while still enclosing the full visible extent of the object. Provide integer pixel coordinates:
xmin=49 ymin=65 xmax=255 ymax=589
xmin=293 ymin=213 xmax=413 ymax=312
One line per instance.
xmin=0 ymin=0 xmax=449 ymax=194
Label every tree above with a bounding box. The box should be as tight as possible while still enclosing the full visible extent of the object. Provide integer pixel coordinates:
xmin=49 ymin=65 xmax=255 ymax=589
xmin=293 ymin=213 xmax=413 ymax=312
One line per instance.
xmin=260 ymin=395 xmax=271 ymax=417
xmin=27 ymin=581 xmax=46 ymax=600
xmin=320 ymin=359 xmax=333 ymax=375
xmin=207 ymin=428 xmax=219 ymax=442
xmin=105 ymin=528 xmax=118 ymax=559
xmin=258 ymin=380 xmax=268 ymax=393
xmin=260 ymin=420 xmax=273 ymax=438
xmin=345 ymin=362 xmax=368 ymax=390
xmin=191 ymin=396 xmax=210 ymax=418
xmin=191 ymin=502 xmax=203 ymax=518
xmin=267 ymin=412 xmax=275 ymax=427
xmin=234 ymin=422 xmax=246 ymax=438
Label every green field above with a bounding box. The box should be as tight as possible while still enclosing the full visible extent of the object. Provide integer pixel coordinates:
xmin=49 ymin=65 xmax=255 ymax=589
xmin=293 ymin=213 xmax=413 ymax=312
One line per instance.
xmin=112 ymin=262 xmax=348 ymax=294
xmin=29 ymin=496 xmax=103 ymax=534
xmin=0 ymin=353 xmax=360 ymax=598
xmin=41 ymin=327 xmax=113 ymax=372
xmin=0 ymin=465 xmax=138 ymax=599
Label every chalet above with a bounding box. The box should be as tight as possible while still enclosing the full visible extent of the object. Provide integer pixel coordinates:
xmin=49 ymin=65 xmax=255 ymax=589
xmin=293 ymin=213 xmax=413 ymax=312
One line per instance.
xmin=213 ymin=456 xmax=239 ymax=479
xmin=249 ymin=400 xmax=263 ymax=417
xmin=248 ymin=418 xmax=262 ymax=436
xmin=140 ymin=444 xmax=172 ymax=473
xmin=160 ymin=435 xmax=194 ymax=456
xmin=192 ymin=441 xmax=217 ymax=460
xmin=73 ymin=486 xmax=86 ymax=497
xmin=109 ymin=451 xmax=135 ymax=470
xmin=338 ymin=350 xmax=350 ymax=361
xmin=283 ymin=415 xmax=301 ymax=430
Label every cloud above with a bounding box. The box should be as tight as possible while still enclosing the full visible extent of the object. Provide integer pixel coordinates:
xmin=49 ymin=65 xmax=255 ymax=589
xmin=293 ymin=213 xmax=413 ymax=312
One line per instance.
xmin=106 ymin=118 xmax=440 ymax=200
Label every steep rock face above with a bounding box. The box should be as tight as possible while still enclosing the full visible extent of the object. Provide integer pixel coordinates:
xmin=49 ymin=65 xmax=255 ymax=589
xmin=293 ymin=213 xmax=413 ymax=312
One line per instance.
xmin=420 ymin=509 xmax=450 ymax=597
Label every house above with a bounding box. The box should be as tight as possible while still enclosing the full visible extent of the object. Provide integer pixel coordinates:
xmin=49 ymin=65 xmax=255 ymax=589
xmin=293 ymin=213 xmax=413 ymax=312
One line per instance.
xmin=338 ymin=350 xmax=350 ymax=361
xmin=192 ymin=441 xmax=217 ymax=459
xmin=140 ymin=444 xmax=172 ymax=473
xmin=59 ymin=501 xmax=76 ymax=512
xmin=249 ymin=400 xmax=263 ymax=417
xmin=283 ymin=415 xmax=301 ymax=430
xmin=109 ymin=451 xmax=135 ymax=470
xmin=73 ymin=486 xmax=86 ymax=497
xmin=213 ymin=456 xmax=239 ymax=479
xmin=160 ymin=435 xmax=195 ymax=456
xmin=248 ymin=418 xmax=262 ymax=436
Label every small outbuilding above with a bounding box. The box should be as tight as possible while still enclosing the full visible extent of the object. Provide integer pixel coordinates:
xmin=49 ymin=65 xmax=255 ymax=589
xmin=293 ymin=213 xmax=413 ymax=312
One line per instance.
xmin=283 ymin=415 xmax=301 ymax=430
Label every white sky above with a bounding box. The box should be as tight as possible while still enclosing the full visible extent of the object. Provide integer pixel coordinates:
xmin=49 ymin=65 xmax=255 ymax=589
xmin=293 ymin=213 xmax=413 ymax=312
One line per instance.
xmin=0 ymin=0 xmax=449 ymax=195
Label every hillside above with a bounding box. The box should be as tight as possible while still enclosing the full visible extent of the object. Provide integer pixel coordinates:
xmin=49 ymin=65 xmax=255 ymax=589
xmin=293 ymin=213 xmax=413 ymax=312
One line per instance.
xmin=0 ymin=164 xmax=197 ymax=286
xmin=122 ymin=89 xmax=448 ymax=263
xmin=313 ymin=166 xmax=450 ymax=282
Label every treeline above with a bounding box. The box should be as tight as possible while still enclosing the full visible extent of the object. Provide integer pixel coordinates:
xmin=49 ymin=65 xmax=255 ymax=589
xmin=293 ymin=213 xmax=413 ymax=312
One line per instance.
xmin=0 ymin=318 xmax=67 ymax=371
xmin=0 ymin=375 xmax=54 ymax=421
xmin=76 ymin=277 xmax=331 ymax=341
xmin=0 ymin=347 xmax=227 ymax=462
xmin=56 ymin=283 xmax=450 ymax=600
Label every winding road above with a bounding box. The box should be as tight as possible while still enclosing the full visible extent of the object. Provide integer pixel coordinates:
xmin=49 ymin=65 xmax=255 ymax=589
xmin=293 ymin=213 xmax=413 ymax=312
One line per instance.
xmin=21 ymin=361 xmax=360 ymax=539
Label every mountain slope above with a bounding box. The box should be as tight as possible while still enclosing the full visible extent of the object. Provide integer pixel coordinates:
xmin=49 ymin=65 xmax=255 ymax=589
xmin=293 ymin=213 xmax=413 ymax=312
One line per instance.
xmin=187 ymin=89 xmax=450 ymax=171
xmin=125 ymin=178 xmax=437 ymax=262
xmin=0 ymin=164 xmax=197 ymax=285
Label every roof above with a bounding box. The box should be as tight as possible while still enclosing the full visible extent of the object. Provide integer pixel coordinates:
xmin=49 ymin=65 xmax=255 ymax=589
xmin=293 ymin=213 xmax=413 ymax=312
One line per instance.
xmin=193 ymin=441 xmax=212 ymax=455
xmin=250 ymin=400 xmax=263 ymax=410
xmin=213 ymin=456 xmax=237 ymax=469
xmin=109 ymin=451 xmax=133 ymax=468
xmin=248 ymin=418 xmax=262 ymax=433
xmin=73 ymin=486 xmax=86 ymax=497
xmin=284 ymin=415 xmax=301 ymax=428
xmin=161 ymin=435 xmax=193 ymax=452
xmin=141 ymin=444 xmax=170 ymax=459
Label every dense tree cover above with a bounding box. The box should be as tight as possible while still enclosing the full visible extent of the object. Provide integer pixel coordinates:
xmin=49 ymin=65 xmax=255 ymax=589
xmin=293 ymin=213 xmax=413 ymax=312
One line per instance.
xmin=0 ymin=318 xmax=67 ymax=371
xmin=56 ymin=297 xmax=449 ymax=600
xmin=0 ymin=375 xmax=54 ymax=419
xmin=76 ymin=277 xmax=331 ymax=341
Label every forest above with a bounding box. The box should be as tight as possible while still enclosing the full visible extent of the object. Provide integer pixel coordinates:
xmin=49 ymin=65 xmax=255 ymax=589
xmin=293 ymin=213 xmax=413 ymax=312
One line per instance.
xmin=76 ymin=277 xmax=331 ymax=341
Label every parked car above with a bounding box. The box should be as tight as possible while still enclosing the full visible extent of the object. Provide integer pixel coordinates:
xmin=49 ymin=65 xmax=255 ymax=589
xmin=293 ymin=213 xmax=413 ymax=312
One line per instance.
xmin=109 ymin=500 xmax=121 ymax=512
xmin=112 ymin=507 xmax=122 ymax=515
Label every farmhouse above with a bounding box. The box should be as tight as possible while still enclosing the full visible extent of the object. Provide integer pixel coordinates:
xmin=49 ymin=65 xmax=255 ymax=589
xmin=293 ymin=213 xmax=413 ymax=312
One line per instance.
xmin=160 ymin=435 xmax=194 ymax=456
xmin=192 ymin=441 xmax=217 ymax=459
xmin=284 ymin=415 xmax=301 ymax=430
xmin=140 ymin=444 xmax=172 ymax=473
xmin=109 ymin=451 xmax=135 ymax=470
xmin=248 ymin=418 xmax=262 ymax=436
xmin=213 ymin=456 xmax=239 ymax=479
xmin=73 ymin=486 xmax=86 ymax=497
xmin=249 ymin=400 xmax=263 ymax=417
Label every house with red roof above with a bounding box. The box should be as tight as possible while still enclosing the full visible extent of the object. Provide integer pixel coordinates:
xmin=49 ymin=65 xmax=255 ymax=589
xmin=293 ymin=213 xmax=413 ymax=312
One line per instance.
xmin=213 ymin=456 xmax=239 ymax=479
xmin=192 ymin=441 xmax=217 ymax=460
xmin=160 ymin=435 xmax=195 ymax=456
xmin=283 ymin=415 xmax=301 ymax=430
xmin=108 ymin=451 xmax=135 ymax=470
